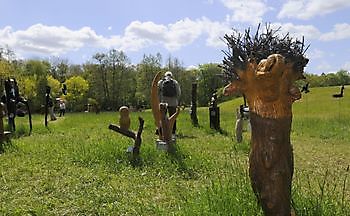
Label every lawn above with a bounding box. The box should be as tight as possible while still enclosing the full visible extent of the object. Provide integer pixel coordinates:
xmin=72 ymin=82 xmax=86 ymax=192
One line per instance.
xmin=0 ymin=86 xmax=349 ymax=215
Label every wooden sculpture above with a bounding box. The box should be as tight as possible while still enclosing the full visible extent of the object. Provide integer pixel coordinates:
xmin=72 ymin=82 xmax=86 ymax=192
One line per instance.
xmin=151 ymin=71 xmax=162 ymax=132
xmin=151 ymin=72 xmax=180 ymax=151
xmin=109 ymin=117 xmax=144 ymax=156
xmin=222 ymin=25 xmax=309 ymax=216
xmin=159 ymin=103 xmax=180 ymax=143
xmin=0 ymin=103 xmax=11 ymax=152
xmin=119 ymin=106 xmax=131 ymax=130
xmin=332 ymin=85 xmax=344 ymax=98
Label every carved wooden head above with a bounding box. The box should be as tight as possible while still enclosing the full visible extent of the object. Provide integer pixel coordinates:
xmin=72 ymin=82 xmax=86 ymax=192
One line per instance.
xmin=222 ymin=25 xmax=309 ymax=118
xmin=119 ymin=106 xmax=129 ymax=117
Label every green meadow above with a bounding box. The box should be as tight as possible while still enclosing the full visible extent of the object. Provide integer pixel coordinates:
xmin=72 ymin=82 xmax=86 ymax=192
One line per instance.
xmin=0 ymin=86 xmax=349 ymax=215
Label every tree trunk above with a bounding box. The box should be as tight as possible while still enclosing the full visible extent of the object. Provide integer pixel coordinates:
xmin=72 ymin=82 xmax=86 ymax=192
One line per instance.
xmin=249 ymin=112 xmax=293 ymax=215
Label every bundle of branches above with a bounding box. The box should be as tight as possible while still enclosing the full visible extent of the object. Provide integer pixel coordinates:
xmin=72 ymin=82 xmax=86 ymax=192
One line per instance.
xmin=221 ymin=23 xmax=309 ymax=81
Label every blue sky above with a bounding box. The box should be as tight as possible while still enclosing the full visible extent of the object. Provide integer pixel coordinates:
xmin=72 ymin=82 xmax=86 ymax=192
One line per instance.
xmin=1 ymin=0 xmax=350 ymax=74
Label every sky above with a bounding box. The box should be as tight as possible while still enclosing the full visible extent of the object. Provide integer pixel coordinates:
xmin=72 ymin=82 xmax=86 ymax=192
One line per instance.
xmin=0 ymin=0 xmax=350 ymax=74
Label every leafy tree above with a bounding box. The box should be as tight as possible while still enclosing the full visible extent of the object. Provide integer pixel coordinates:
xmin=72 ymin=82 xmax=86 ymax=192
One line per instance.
xmin=47 ymin=75 xmax=61 ymax=98
xmin=135 ymin=53 xmax=162 ymax=108
xmin=197 ymin=63 xmax=224 ymax=106
xmin=93 ymin=52 xmax=109 ymax=107
xmin=23 ymin=60 xmax=50 ymax=111
xmin=65 ymin=76 xmax=89 ymax=111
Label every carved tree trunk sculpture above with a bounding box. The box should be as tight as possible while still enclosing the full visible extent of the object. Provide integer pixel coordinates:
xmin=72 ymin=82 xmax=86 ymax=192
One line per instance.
xmin=222 ymin=25 xmax=309 ymax=216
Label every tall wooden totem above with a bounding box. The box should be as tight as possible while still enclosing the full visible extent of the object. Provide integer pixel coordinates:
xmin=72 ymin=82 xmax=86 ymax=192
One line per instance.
xmin=222 ymin=25 xmax=309 ymax=215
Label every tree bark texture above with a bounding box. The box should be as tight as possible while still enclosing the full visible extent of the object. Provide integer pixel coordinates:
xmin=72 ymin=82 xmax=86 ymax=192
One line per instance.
xmin=249 ymin=112 xmax=293 ymax=215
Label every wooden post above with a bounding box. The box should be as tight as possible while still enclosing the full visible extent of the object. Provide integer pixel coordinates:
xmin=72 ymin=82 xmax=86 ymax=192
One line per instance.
xmin=222 ymin=25 xmax=309 ymax=216
xmin=190 ymin=82 xmax=199 ymax=126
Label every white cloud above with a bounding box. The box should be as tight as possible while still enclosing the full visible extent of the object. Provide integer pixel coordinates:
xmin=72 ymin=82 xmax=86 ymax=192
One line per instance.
xmin=0 ymin=18 xmax=232 ymax=57
xmin=221 ymin=0 xmax=271 ymax=25
xmin=107 ymin=26 xmax=112 ymax=31
xmin=0 ymin=24 xmax=110 ymax=55
xmin=278 ymin=0 xmax=350 ymax=20
xmin=320 ymin=23 xmax=350 ymax=41
xmin=270 ymin=22 xmax=321 ymax=40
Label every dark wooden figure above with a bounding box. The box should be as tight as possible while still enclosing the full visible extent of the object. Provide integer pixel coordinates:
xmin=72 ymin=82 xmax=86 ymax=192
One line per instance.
xmin=209 ymin=93 xmax=220 ymax=130
xmin=332 ymin=85 xmax=344 ymax=98
xmin=190 ymin=82 xmax=199 ymax=126
xmin=2 ymin=78 xmax=32 ymax=134
xmin=109 ymin=117 xmax=144 ymax=156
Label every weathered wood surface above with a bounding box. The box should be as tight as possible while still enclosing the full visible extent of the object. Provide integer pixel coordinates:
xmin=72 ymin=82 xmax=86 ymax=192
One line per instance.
xmin=151 ymin=71 xmax=162 ymax=136
xmin=109 ymin=117 xmax=144 ymax=156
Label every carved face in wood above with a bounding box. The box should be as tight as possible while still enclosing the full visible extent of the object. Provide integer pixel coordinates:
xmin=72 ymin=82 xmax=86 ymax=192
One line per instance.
xmin=224 ymin=54 xmax=306 ymax=118
xmin=119 ymin=106 xmax=129 ymax=117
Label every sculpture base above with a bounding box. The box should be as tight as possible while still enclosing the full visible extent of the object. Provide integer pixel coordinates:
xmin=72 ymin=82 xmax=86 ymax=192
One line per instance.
xmin=156 ymin=139 xmax=176 ymax=151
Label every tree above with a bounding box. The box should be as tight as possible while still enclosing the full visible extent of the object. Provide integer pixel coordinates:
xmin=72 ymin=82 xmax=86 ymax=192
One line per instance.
xmin=47 ymin=75 xmax=61 ymax=98
xmin=197 ymin=63 xmax=224 ymax=106
xmin=23 ymin=60 xmax=50 ymax=111
xmin=93 ymin=53 xmax=109 ymax=108
xmin=135 ymin=53 xmax=162 ymax=108
xmin=65 ymin=76 xmax=89 ymax=111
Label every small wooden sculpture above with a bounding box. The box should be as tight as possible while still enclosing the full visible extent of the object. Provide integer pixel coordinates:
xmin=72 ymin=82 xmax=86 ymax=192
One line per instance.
xmin=109 ymin=117 xmax=144 ymax=156
xmin=332 ymin=85 xmax=344 ymax=98
xmin=119 ymin=106 xmax=131 ymax=130
xmin=159 ymin=103 xmax=180 ymax=143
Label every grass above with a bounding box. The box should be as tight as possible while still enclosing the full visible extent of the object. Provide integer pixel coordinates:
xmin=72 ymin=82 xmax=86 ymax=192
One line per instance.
xmin=0 ymin=86 xmax=349 ymax=215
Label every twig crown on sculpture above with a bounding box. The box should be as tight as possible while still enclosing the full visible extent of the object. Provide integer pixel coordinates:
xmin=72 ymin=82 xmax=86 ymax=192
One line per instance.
xmin=221 ymin=24 xmax=309 ymax=83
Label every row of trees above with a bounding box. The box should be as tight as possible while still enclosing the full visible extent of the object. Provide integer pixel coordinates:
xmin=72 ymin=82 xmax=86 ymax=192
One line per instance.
xmin=1 ymin=46 xmax=349 ymax=113
xmin=0 ymin=47 xmax=225 ymax=112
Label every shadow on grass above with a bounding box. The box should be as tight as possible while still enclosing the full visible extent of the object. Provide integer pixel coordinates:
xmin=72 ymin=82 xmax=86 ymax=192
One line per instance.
xmin=167 ymin=145 xmax=199 ymax=180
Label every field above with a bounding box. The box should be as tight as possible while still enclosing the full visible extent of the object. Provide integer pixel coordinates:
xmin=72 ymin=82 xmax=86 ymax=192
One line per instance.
xmin=0 ymin=86 xmax=349 ymax=215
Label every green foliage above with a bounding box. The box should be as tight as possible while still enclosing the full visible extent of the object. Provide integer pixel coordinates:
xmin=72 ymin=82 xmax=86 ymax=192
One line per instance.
xmin=135 ymin=53 xmax=162 ymax=108
xmin=197 ymin=63 xmax=225 ymax=106
xmin=306 ymin=70 xmax=350 ymax=87
xmin=47 ymin=75 xmax=61 ymax=98
xmin=65 ymin=76 xmax=89 ymax=111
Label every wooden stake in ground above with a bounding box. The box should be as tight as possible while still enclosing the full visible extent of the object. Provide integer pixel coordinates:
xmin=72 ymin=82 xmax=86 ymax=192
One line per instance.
xmin=222 ymin=25 xmax=309 ymax=216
